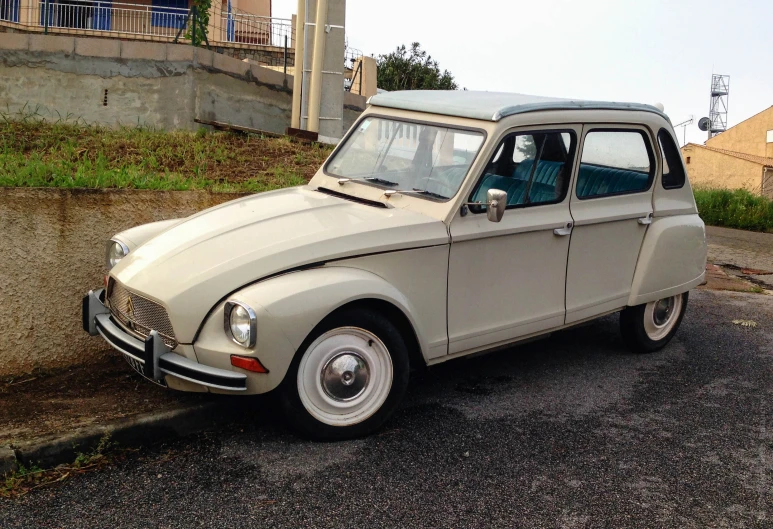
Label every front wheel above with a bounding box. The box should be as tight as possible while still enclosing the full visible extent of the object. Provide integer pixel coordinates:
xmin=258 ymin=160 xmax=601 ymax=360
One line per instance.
xmin=278 ymin=308 xmax=410 ymax=441
xmin=620 ymin=292 xmax=689 ymax=354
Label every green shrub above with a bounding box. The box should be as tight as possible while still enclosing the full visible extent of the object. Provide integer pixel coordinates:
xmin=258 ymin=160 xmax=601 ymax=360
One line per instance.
xmin=694 ymin=187 xmax=773 ymax=232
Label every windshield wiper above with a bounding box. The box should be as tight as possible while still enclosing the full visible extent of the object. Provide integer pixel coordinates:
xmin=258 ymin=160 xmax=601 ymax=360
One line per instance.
xmin=362 ymin=177 xmax=399 ymax=186
xmin=411 ymin=188 xmax=447 ymax=199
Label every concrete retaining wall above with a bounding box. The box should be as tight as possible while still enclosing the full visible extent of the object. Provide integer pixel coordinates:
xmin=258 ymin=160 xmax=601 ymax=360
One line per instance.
xmin=0 ymin=188 xmax=248 ymax=377
xmin=0 ymin=33 xmax=366 ymax=135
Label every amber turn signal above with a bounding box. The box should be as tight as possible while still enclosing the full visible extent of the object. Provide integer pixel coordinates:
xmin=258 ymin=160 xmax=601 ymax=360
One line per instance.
xmin=230 ymin=355 xmax=269 ymax=373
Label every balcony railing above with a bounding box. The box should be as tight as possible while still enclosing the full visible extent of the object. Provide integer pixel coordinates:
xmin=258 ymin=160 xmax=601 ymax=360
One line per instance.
xmin=37 ymin=1 xmax=188 ymax=38
xmin=2 ymin=1 xmax=362 ymax=72
xmin=1 ymin=0 xmax=20 ymax=22
xmin=218 ymin=7 xmax=294 ymax=48
xmin=5 ymin=1 xmax=294 ymax=44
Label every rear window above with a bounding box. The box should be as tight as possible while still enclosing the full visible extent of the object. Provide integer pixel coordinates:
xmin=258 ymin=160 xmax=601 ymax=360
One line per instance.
xmin=576 ymin=130 xmax=654 ymax=199
xmin=658 ymin=129 xmax=686 ymax=189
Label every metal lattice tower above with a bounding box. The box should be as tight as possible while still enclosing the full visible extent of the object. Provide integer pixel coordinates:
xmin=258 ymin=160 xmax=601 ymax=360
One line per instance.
xmin=709 ymin=74 xmax=730 ymax=137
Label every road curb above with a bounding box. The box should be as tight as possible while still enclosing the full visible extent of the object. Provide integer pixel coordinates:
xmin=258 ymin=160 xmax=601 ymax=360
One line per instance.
xmin=1 ymin=445 xmax=18 ymax=475
xmin=11 ymin=402 xmax=237 ymax=470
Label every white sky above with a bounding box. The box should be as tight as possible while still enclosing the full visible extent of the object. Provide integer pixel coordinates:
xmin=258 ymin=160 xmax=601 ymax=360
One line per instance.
xmin=273 ymin=0 xmax=773 ymax=146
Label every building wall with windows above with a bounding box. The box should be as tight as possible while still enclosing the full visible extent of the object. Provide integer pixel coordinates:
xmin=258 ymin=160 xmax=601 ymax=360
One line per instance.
xmin=705 ymin=106 xmax=773 ymax=159
xmin=680 ymin=144 xmax=764 ymax=191
xmin=2 ymin=0 xmax=273 ymax=41
xmin=681 ymin=105 xmax=773 ymax=196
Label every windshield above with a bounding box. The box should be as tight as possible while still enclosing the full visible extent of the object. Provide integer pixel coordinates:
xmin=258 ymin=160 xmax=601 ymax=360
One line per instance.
xmin=325 ymin=117 xmax=485 ymax=200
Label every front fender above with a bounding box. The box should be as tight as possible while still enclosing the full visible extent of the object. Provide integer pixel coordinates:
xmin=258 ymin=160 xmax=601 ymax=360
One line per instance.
xmin=193 ymin=266 xmax=427 ymax=394
xmin=114 ymin=219 xmax=182 ymax=252
xmin=628 ymin=214 xmax=707 ymax=306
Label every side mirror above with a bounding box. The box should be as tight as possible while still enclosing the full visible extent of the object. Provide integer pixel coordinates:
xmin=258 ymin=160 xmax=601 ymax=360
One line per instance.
xmin=486 ymin=189 xmax=507 ymax=223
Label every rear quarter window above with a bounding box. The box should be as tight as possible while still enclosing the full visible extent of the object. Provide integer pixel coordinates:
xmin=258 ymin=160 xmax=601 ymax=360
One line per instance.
xmin=657 ymin=129 xmax=686 ymax=189
xmin=576 ymin=130 xmax=654 ymax=199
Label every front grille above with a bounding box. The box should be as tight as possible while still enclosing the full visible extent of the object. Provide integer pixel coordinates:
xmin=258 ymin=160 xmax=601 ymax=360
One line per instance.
xmin=107 ymin=279 xmax=177 ymax=348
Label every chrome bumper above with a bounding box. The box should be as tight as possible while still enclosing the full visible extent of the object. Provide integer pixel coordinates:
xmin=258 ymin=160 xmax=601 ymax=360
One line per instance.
xmin=82 ymin=289 xmax=247 ymax=392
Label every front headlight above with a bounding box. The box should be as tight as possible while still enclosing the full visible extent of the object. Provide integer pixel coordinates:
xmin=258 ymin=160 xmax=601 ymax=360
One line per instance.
xmin=106 ymin=239 xmax=129 ymax=270
xmin=224 ymin=301 xmax=257 ymax=348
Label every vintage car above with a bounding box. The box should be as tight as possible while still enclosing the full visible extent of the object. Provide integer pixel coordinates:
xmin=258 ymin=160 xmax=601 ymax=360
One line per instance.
xmin=82 ymin=91 xmax=707 ymax=440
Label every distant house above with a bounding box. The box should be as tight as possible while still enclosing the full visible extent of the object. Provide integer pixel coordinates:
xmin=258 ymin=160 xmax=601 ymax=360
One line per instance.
xmin=682 ymin=106 xmax=773 ymax=198
xmin=1 ymin=0 xmax=282 ymax=48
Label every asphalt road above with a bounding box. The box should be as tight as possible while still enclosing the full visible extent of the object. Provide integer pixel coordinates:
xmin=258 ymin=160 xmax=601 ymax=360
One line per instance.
xmin=3 ymin=288 xmax=773 ymax=528
xmin=707 ymin=226 xmax=773 ymax=288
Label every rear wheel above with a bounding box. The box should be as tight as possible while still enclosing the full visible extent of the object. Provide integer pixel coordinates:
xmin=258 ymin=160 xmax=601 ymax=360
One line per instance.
xmin=620 ymin=292 xmax=688 ymax=353
xmin=278 ymin=307 xmax=410 ymax=441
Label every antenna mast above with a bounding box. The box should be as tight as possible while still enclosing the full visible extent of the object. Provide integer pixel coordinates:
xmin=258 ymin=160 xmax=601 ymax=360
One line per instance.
xmin=708 ymin=74 xmax=730 ymax=139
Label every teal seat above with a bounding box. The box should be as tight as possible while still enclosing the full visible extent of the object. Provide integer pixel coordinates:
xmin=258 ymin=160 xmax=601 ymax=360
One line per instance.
xmin=471 ymin=174 xmax=526 ymax=205
xmin=473 ymin=158 xmax=566 ymax=206
xmin=576 ymin=163 xmax=649 ymax=197
xmin=513 ymin=159 xmax=564 ymax=188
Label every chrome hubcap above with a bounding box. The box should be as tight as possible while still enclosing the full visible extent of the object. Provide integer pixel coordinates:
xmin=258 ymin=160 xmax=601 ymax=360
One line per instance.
xmin=298 ymin=327 xmax=393 ymax=427
xmin=653 ymin=298 xmax=675 ymax=326
xmin=643 ymin=294 xmax=683 ymax=341
xmin=321 ymin=352 xmax=370 ymax=401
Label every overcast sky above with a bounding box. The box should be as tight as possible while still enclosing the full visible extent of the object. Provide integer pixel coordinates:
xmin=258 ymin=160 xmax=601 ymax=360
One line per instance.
xmin=273 ymin=0 xmax=772 ymax=146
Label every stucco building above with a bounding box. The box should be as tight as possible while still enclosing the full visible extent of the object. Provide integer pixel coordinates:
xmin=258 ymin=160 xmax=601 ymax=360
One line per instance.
xmin=1 ymin=0 xmax=280 ymax=51
xmin=681 ymin=106 xmax=773 ymax=197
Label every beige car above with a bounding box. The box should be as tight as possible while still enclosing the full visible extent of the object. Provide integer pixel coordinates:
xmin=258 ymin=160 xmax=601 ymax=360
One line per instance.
xmin=82 ymin=91 xmax=707 ymax=440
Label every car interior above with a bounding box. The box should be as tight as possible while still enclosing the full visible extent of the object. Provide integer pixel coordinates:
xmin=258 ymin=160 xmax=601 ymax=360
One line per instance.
xmin=471 ymin=132 xmax=572 ymax=207
xmin=471 ymin=130 xmax=653 ymax=207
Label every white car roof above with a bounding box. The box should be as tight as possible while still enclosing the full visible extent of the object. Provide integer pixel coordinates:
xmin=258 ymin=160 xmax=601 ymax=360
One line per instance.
xmin=368 ymin=90 xmax=668 ymax=122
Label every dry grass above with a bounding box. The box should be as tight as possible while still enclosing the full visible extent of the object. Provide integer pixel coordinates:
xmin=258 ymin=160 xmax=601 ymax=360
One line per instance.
xmin=0 ymin=113 xmax=334 ymax=192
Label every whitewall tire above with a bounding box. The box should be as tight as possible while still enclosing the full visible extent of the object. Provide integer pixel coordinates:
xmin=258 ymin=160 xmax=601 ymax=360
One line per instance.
xmin=620 ymin=292 xmax=689 ymax=354
xmin=279 ymin=307 xmax=410 ymax=440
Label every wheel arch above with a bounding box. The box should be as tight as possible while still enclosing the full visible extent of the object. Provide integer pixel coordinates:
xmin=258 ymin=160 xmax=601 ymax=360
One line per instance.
xmin=201 ymin=266 xmax=432 ymax=394
xmin=317 ymin=298 xmax=426 ymax=372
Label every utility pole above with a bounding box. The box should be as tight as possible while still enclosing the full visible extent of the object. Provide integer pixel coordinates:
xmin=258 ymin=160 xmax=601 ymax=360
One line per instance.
xmin=306 ymin=0 xmax=328 ymax=133
xmin=289 ymin=0 xmax=305 ymax=130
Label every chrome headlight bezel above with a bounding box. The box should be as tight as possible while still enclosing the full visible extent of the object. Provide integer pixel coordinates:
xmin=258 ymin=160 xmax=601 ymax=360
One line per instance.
xmin=224 ymin=300 xmax=257 ymax=348
xmin=106 ymin=239 xmax=129 ymax=270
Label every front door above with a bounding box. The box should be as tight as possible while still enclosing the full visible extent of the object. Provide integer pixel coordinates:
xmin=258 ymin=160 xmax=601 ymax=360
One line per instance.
xmin=447 ymin=126 xmax=580 ymax=355
xmin=565 ymin=126 xmax=656 ymax=324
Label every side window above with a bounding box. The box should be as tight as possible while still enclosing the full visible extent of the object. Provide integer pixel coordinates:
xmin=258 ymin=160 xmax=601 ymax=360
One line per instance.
xmin=657 ymin=129 xmax=686 ymax=189
xmin=470 ymin=131 xmax=576 ymax=209
xmin=576 ymin=130 xmax=654 ymax=199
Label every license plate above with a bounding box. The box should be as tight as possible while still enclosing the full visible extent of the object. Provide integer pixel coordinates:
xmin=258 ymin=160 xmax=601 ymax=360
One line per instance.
xmin=123 ymin=354 xmax=166 ymax=387
xmin=125 ymin=354 xmax=145 ymax=375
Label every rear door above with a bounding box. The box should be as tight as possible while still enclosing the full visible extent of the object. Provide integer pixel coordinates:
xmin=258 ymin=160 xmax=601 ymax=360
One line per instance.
xmin=565 ymin=126 xmax=656 ymax=324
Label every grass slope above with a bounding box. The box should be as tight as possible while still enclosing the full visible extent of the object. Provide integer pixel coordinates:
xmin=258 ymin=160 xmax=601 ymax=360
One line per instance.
xmin=0 ymin=117 xmax=333 ymax=193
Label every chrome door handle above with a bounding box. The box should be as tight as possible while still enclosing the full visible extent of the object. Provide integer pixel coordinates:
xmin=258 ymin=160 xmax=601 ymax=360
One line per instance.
xmin=554 ymin=222 xmax=573 ymax=236
xmin=637 ymin=213 xmax=654 ymax=225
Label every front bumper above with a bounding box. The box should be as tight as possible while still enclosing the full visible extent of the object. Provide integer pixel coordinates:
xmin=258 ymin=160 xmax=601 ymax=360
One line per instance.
xmin=82 ymin=289 xmax=247 ymax=392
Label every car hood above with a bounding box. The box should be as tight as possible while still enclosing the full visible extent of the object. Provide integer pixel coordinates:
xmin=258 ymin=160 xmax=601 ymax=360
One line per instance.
xmin=111 ymin=186 xmax=449 ymax=342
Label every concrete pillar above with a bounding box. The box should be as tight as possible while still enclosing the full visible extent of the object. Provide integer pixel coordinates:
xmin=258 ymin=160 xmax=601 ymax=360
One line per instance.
xmin=19 ymin=0 xmax=38 ymax=26
xmin=350 ymin=56 xmax=377 ymax=98
xmin=208 ymin=0 xmax=220 ymax=44
xmin=291 ymin=14 xmax=296 ymax=48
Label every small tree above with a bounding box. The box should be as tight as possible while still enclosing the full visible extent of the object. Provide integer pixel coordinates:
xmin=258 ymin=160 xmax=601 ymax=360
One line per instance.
xmin=376 ymin=42 xmax=458 ymax=91
xmin=185 ymin=0 xmax=211 ymax=47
